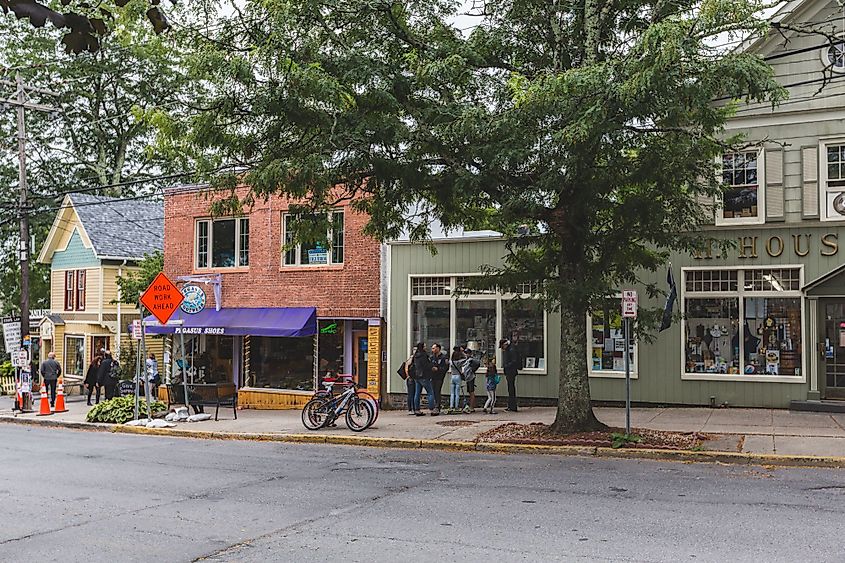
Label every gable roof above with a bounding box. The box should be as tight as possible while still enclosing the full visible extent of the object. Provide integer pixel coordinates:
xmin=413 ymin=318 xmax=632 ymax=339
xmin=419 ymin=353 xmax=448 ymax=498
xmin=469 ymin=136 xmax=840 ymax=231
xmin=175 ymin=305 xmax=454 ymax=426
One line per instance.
xmin=38 ymin=193 xmax=163 ymax=264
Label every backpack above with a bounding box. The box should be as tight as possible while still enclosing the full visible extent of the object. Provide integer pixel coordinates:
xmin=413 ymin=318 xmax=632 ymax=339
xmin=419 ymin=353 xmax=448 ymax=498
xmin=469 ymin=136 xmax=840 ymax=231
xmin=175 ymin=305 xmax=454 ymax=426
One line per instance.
xmin=109 ymin=360 xmax=120 ymax=380
xmin=461 ymin=357 xmax=480 ymax=382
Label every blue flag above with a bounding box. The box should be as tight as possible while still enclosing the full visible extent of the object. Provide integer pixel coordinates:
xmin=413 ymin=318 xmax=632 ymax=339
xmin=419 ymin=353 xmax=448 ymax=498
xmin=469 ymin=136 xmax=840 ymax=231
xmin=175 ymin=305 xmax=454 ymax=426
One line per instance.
xmin=659 ymin=267 xmax=677 ymax=332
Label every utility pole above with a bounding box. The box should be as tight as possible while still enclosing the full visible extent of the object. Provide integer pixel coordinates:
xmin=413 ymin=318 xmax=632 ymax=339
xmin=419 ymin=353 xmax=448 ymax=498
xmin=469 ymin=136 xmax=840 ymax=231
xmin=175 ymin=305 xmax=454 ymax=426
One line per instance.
xmin=2 ymin=73 xmax=61 ymax=344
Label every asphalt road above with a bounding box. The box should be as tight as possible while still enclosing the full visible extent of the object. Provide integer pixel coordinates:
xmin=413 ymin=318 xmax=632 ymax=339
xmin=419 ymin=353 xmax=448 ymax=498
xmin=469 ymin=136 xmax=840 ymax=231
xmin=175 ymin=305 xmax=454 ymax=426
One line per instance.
xmin=1 ymin=425 xmax=844 ymax=562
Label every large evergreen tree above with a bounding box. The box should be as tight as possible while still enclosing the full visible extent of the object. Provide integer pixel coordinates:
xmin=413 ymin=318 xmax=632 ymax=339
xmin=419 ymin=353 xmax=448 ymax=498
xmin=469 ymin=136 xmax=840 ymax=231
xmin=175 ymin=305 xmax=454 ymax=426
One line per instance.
xmin=163 ymin=0 xmax=784 ymax=431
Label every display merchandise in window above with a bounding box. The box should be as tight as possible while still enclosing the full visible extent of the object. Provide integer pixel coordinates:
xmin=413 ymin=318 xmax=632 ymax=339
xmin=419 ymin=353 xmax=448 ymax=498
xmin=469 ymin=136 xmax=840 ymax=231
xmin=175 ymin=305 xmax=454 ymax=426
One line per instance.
xmin=742 ymin=298 xmax=801 ymax=376
xmin=503 ymin=299 xmax=545 ymax=370
xmin=317 ymin=319 xmax=345 ymax=389
xmin=245 ymin=336 xmax=314 ymax=390
xmin=684 ymin=298 xmax=739 ymax=374
xmin=65 ymin=336 xmax=85 ymax=377
xmin=412 ymin=301 xmax=450 ymax=350
xmin=456 ymin=300 xmax=496 ymax=360
xmin=590 ymin=300 xmax=634 ymax=372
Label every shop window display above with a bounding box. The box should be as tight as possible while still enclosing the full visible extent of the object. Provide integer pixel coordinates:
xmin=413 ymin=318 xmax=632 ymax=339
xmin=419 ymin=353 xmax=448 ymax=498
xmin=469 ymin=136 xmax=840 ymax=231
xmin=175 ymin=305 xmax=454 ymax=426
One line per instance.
xmin=742 ymin=298 xmax=801 ymax=376
xmin=65 ymin=336 xmax=85 ymax=377
xmin=412 ymin=301 xmax=450 ymax=349
xmin=317 ymin=319 xmax=345 ymax=389
xmin=246 ymin=336 xmax=314 ymax=390
xmin=503 ymin=299 xmax=545 ymax=370
xmin=684 ymin=298 xmax=740 ymax=374
xmin=590 ymin=300 xmax=634 ymax=373
xmin=456 ymin=300 xmax=496 ymax=359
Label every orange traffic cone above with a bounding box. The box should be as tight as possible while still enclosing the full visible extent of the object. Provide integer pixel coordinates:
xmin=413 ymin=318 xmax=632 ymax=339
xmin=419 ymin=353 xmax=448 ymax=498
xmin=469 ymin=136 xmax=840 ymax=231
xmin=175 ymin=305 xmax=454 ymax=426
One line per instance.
xmin=53 ymin=378 xmax=68 ymax=413
xmin=36 ymin=382 xmax=52 ymax=416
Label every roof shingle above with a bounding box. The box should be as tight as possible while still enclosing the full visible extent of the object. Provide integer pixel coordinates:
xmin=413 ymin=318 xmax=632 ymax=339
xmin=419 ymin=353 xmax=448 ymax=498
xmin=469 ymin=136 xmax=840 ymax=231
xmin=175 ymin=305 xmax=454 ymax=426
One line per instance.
xmin=68 ymin=193 xmax=163 ymax=260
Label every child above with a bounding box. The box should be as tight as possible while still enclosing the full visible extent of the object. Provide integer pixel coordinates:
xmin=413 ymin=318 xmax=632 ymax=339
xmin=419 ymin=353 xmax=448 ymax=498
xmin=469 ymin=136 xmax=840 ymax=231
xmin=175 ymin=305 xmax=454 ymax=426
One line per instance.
xmin=448 ymin=347 xmax=464 ymax=414
xmin=483 ymin=358 xmax=499 ymax=414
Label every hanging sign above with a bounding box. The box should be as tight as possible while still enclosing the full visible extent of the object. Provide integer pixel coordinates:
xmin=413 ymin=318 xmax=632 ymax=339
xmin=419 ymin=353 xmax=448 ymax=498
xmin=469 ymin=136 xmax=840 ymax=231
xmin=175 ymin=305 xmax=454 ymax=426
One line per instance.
xmin=180 ymin=284 xmax=207 ymax=314
xmin=140 ymin=272 xmax=184 ymax=325
xmin=622 ymin=290 xmax=638 ymax=319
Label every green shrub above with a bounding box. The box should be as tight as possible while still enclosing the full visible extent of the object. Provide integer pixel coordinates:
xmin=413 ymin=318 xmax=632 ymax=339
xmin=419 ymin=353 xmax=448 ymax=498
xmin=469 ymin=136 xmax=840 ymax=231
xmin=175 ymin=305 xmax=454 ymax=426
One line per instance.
xmin=0 ymin=361 xmax=14 ymax=379
xmin=86 ymin=396 xmax=166 ymax=424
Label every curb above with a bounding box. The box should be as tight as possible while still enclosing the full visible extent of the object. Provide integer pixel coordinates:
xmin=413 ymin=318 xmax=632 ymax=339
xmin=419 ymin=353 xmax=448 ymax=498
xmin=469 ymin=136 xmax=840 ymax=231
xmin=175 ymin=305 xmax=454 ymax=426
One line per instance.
xmin=3 ymin=415 xmax=845 ymax=469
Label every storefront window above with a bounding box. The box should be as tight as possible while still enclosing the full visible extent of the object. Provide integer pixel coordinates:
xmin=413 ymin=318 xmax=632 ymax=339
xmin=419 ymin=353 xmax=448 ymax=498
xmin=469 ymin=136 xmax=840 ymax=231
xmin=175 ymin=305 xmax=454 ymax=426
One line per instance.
xmin=742 ymin=298 xmax=802 ymax=376
xmin=456 ymin=300 xmax=496 ymax=359
xmin=503 ymin=299 xmax=545 ymax=370
xmin=246 ymin=336 xmax=314 ymax=390
xmin=412 ymin=301 xmax=450 ymax=350
xmin=589 ymin=299 xmax=635 ymax=374
xmin=684 ymin=298 xmax=739 ymax=374
xmin=317 ymin=319 xmax=345 ymax=387
xmin=683 ymin=267 xmax=803 ymax=378
xmin=65 ymin=336 xmax=85 ymax=377
xmin=202 ymin=335 xmax=234 ymax=383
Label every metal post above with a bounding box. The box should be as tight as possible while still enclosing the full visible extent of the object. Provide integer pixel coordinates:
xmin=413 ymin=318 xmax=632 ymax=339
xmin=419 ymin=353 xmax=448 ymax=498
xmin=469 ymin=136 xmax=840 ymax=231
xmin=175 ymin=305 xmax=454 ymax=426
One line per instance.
xmin=134 ymin=306 xmax=142 ymax=421
xmin=179 ymin=330 xmax=189 ymax=409
xmin=139 ymin=305 xmax=151 ymax=419
xmin=624 ymin=317 xmax=631 ymax=435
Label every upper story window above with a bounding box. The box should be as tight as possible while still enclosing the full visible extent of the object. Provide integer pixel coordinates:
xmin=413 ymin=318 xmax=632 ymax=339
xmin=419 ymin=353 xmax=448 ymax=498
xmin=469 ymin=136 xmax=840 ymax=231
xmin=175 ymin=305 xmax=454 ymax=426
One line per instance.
xmin=282 ymin=211 xmax=344 ymax=266
xmin=76 ymin=270 xmax=86 ymax=311
xmin=827 ymin=42 xmax=845 ymax=71
xmin=64 ymin=271 xmax=74 ymax=311
xmin=717 ymin=151 xmax=764 ymax=225
xmin=195 ymin=218 xmax=249 ymax=269
xmin=822 ymin=143 xmax=845 ymax=221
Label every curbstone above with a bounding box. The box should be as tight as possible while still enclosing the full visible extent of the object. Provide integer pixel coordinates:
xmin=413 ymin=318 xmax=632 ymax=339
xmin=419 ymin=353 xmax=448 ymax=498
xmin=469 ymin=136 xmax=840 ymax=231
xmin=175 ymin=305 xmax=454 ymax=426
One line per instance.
xmin=4 ymin=415 xmax=845 ymax=468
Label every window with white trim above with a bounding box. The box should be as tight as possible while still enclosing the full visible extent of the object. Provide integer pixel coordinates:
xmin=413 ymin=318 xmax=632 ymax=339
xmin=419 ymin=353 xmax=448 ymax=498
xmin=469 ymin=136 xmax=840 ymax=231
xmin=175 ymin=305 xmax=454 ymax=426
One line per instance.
xmin=195 ymin=218 xmax=249 ymax=269
xmin=64 ymin=271 xmax=74 ymax=311
xmin=282 ymin=211 xmax=344 ymax=266
xmin=65 ymin=335 xmax=85 ymax=377
xmin=682 ymin=268 xmax=803 ymax=379
xmin=822 ymin=142 xmax=845 ymax=221
xmin=588 ymin=297 xmax=637 ymax=378
xmin=409 ymin=275 xmax=547 ymax=374
xmin=717 ymin=151 xmax=764 ymax=225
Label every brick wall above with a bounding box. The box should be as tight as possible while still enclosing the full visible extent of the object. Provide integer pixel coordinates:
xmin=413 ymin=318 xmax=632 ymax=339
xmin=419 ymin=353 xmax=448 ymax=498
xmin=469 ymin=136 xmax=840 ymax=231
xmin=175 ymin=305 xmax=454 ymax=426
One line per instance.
xmin=164 ymin=186 xmax=381 ymax=318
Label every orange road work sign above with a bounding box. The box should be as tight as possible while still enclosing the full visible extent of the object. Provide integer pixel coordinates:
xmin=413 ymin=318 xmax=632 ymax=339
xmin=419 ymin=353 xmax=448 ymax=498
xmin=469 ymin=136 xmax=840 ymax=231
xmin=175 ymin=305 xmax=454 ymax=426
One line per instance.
xmin=141 ymin=272 xmax=184 ymax=325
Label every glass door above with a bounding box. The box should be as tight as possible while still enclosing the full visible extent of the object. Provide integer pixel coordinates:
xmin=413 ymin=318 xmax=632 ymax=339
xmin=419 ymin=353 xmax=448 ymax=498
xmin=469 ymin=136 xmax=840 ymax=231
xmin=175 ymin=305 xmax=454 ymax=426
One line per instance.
xmin=823 ymin=302 xmax=845 ymax=399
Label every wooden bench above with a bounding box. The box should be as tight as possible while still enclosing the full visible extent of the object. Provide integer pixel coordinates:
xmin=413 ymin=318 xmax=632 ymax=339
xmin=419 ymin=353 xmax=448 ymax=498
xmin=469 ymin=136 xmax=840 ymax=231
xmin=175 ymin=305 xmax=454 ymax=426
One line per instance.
xmin=165 ymin=383 xmax=238 ymax=421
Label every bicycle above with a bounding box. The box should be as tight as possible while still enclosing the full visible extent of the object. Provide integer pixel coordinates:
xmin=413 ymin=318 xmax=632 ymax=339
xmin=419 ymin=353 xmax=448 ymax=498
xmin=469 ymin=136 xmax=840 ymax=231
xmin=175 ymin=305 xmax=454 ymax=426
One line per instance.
xmin=313 ymin=375 xmax=380 ymax=424
xmin=301 ymin=381 xmax=376 ymax=432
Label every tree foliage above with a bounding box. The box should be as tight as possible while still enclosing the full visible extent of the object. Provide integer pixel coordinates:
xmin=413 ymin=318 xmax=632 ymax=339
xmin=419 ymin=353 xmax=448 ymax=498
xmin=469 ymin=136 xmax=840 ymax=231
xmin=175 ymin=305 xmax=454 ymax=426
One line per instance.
xmin=115 ymin=250 xmax=164 ymax=305
xmin=164 ymin=0 xmax=784 ymax=431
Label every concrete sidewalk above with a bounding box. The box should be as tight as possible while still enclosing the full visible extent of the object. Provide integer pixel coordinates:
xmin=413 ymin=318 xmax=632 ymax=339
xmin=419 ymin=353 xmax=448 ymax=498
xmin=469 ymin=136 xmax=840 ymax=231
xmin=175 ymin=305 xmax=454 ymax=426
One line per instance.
xmin=4 ymin=394 xmax=845 ymax=458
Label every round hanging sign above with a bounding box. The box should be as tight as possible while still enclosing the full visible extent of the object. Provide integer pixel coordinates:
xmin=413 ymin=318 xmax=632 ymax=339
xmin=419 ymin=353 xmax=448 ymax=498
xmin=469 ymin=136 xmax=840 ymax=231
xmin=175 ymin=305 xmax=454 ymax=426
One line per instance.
xmin=180 ymin=284 xmax=206 ymax=314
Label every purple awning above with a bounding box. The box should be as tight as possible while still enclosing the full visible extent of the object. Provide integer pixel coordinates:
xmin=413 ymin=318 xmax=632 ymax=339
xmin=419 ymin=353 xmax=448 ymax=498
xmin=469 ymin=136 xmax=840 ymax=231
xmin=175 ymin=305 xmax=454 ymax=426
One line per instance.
xmin=144 ymin=307 xmax=317 ymax=337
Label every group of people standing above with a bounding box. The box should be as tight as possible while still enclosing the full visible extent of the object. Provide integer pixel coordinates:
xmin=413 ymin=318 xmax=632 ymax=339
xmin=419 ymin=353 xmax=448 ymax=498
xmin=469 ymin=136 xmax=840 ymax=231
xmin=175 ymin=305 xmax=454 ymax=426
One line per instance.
xmin=402 ymin=339 xmax=521 ymax=416
xmin=82 ymin=351 xmax=160 ymax=405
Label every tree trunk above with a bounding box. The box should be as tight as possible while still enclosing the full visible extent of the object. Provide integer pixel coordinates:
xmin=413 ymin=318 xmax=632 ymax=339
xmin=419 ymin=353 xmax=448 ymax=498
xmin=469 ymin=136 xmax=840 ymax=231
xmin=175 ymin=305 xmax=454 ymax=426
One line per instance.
xmin=550 ymin=293 xmax=606 ymax=434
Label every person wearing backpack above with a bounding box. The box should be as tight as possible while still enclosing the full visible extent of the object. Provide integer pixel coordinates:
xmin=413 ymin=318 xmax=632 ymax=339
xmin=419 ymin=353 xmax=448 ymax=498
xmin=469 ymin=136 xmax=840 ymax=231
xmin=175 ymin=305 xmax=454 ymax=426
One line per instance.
xmin=401 ymin=348 xmax=417 ymax=415
xmin=448 ymin=347 xmax=465 ymax=413
xmin=411 ymin=342 xmax=437 ymax=416
xmin=97 ymin=350 xmax=119 ymax=400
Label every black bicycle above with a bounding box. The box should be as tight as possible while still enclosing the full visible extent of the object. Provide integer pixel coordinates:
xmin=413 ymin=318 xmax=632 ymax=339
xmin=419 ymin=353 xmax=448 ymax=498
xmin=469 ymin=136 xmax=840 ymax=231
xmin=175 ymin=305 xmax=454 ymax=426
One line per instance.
xmin=301 ymin=382 xmax=375 ymax=432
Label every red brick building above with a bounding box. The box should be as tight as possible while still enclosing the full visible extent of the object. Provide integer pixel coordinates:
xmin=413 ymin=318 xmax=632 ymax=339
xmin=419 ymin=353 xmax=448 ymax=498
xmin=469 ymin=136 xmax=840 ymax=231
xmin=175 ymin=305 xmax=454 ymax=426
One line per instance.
xmin=152 ymin=184 xmax=384 ymax=408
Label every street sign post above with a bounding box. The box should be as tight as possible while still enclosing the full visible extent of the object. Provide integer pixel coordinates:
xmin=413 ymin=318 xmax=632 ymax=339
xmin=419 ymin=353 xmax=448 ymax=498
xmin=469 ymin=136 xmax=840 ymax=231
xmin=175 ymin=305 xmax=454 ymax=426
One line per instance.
xmin=621 ymin=290 xmax=638 ymax=435
xmin=11 ymin=349 xmax=28 ymax=368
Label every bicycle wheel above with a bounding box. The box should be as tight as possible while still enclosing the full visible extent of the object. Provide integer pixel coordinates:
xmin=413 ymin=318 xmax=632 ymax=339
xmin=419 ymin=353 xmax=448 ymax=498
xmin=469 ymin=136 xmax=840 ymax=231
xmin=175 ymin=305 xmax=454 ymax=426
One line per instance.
xmin=345 ymin=398 xmax=375 ymax=432
xmin=302 ymin=397 xmax=333 ymax=430
xmin=356 ymin=390 xmax=380 ymax=424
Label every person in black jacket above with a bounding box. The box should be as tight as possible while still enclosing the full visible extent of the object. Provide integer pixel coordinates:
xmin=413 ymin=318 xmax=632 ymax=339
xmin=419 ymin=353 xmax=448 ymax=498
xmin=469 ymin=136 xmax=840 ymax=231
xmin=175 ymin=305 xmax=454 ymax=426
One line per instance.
xmin=411 ymin=342 xmax=437 ymax=416
xmin=499 ymin=339 xmax=521 ymax=412
xmin=97 ymin=351 xmax=117 ymax=400
xmin=429 ymin=343 xmax=448 ymax=414
xmin=85 ymin=355 xmax=102 ymax=405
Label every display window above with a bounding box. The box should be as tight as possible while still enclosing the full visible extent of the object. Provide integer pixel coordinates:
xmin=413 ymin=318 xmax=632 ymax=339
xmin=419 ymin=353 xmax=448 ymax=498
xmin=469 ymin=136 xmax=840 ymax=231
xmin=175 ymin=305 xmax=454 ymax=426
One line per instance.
xmin=587 ymin=298 xmax=636 ymax=378
xmin=409 ymin=275 xmax=547 ymax=374
xmin=64 ymin=336 xmax=85 ymax=377
xmin=682 ymin=267 xmax=804 ymax=381
xmin=244 ymin=335 xmax=314 ymax=390
xmin=317 ymin=319 xmax=345 ymax=388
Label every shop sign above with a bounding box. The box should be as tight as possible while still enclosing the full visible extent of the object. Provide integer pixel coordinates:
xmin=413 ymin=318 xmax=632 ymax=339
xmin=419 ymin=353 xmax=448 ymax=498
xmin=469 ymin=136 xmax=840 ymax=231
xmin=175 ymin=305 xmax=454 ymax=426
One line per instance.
xmin=12 ymin=349 xmax=28 ymax=368
xmin=141 ymin=272 xmax=184 ymax=325
xmin=180 ymin=284 xmax=207 ymax=314
xmin=366 ymin=323 xmax=382 ymax=396
xmin=307 ymin=248 xmax=328 ymax=265
xmin=320 ymin=322 xmax=338 ymax=334
xmin=2 ymin=316 xmax=21 ymax=353
xmin=622 ymin=291 xmax=638 ymax=318
xmin=693 ymin=233 xmax=840 ymax=260
xmin=174 ymin=327 xmax=225 ymax=335
xmin=39 ymin=320 xmax=53 ymax=340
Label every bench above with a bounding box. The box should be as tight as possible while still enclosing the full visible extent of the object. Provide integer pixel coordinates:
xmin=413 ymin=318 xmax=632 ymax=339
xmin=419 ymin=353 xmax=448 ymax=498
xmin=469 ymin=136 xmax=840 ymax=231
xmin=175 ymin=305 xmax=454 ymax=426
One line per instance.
xmin=165 ymin=383 xmax=238 ymax=421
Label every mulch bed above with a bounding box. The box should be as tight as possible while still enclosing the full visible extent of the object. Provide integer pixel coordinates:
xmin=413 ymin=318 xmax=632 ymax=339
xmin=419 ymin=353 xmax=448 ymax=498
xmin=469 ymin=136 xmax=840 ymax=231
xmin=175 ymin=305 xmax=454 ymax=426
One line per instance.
xmin=477 ymin=422 xmax=707 ymax=450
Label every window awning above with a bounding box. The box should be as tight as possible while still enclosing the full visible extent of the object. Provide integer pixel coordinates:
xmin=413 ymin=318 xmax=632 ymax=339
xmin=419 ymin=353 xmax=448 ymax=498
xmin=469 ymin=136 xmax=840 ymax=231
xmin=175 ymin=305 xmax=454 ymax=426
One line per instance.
xmin=144 ymin=307 xmax=317 ymax=337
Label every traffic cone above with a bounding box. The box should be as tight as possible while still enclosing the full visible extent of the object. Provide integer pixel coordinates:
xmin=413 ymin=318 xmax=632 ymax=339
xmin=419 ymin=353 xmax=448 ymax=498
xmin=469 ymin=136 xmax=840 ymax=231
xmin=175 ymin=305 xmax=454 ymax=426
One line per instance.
xmin=36 ymin=382 xmax=52 ymax=416
xmin=53 ymin=378 xmax=68 ymax=413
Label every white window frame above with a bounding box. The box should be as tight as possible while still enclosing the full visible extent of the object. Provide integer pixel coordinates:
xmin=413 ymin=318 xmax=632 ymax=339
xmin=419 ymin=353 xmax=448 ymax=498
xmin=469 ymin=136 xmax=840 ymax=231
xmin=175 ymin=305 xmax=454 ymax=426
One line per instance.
xmin=680 ymin=265 xmax=806 ymax=383
xmin=64 ymin=335 xmax=85 ymax=378
xmin=822 ymin=40 xmax=845 ymax=73
xmin=281 ymin=210 xmax=345 ymax=267
xmin=819 ymin=138 xmax=845 ymax=222
xmin=194 ymin=217 xmax=249 ymax=270
xmin=407 ymin=273 xmax=548 ymax=375
xmin=586 ymin=296 xmax=638 ymax=379
xmin=715 ymin=149 xmax=766 ymax=226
